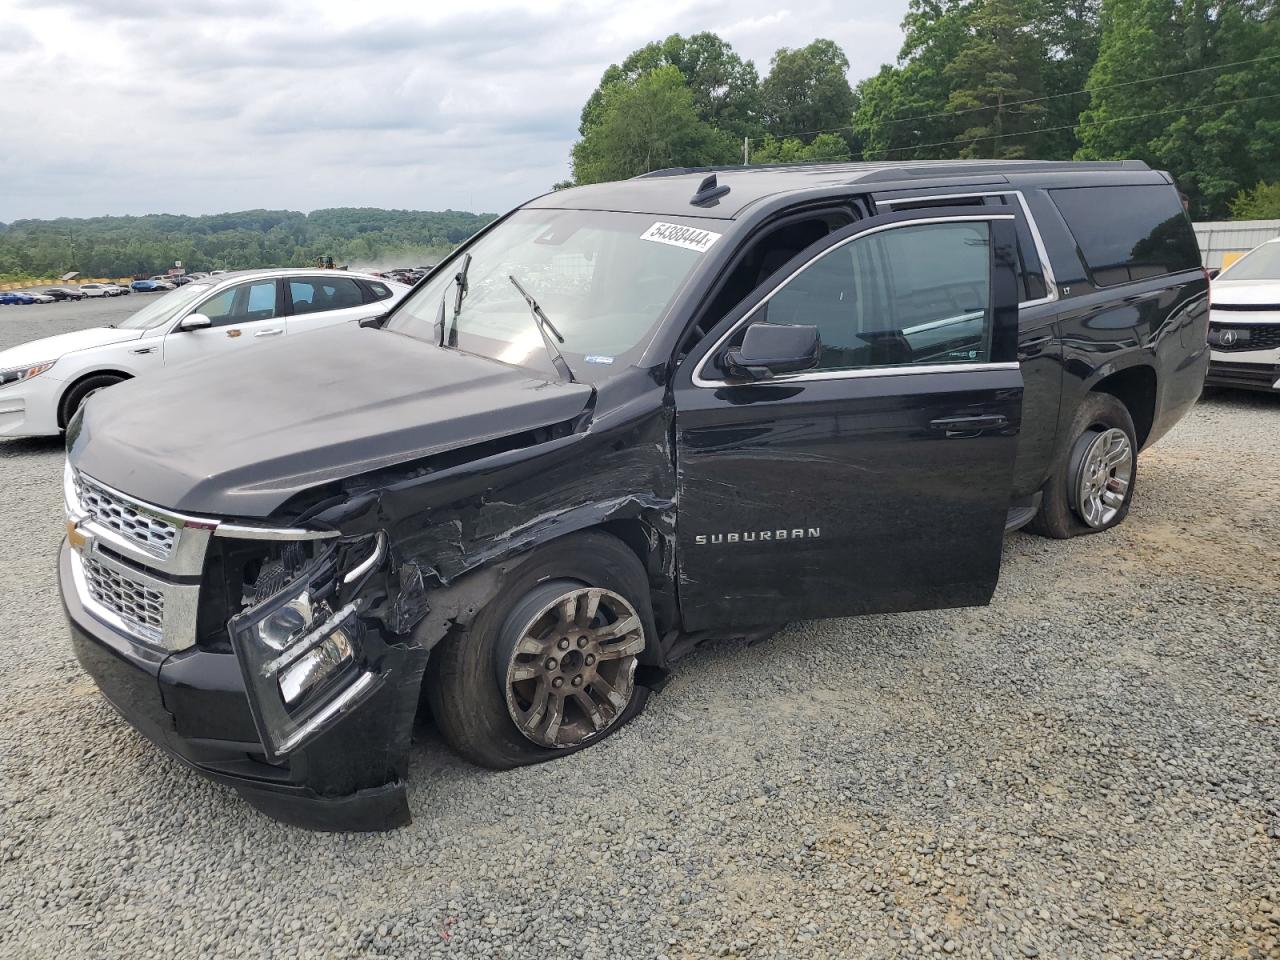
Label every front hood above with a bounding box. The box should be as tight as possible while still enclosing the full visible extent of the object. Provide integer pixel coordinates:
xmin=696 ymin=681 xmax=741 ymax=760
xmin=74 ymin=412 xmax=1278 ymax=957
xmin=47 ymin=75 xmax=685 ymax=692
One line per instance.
xmin=0 ymin=327 xmax=144 ymax=371
xmin=1210 ymin=280 xmax=1280 ymax=306
xmin=71 ymin=324 xmax=594 ymax=518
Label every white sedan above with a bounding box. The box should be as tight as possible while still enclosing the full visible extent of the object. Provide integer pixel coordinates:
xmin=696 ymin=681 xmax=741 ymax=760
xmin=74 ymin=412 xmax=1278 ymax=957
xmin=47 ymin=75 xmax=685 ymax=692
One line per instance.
xmin=0 ymin=268 xmax=410 ymax=437
xmin=1206 ymin=237 xmax=1280 ymax=393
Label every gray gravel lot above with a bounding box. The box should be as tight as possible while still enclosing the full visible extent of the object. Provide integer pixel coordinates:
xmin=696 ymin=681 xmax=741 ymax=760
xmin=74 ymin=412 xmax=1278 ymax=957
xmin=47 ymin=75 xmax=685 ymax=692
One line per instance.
xmin=0 ymin=303 xmax=1277 ymax=960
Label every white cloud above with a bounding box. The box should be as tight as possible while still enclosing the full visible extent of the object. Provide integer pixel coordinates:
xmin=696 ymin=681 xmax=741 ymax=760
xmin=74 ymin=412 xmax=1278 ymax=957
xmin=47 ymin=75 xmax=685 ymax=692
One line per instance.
xmin=0 ymin=0 xmax=908 ymax=220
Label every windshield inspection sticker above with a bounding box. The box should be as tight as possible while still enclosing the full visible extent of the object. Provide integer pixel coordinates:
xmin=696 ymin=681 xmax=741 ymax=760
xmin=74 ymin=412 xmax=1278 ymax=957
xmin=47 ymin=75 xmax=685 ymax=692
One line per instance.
xmin=641 ymin=221 xmax=722 ymax=253
xmin=584 ymin=355 xmax=615 ymax=365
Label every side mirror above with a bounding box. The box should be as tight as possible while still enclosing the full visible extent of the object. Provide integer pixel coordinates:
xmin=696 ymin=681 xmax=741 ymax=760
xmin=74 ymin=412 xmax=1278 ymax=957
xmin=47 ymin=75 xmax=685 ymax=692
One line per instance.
xmin=179 ymin=314 xmax=213 ymax=332
xmin=358 ymin=313 xmax=387 ymax=329
xmin=723 ymin=322 xmax=821 ymax=381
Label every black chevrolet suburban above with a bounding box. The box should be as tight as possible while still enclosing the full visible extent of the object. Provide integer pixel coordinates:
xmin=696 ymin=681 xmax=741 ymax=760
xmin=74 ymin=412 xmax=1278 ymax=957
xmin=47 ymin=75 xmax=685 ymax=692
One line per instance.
xmin=60 ymin=160 xmax=1209 ymax=830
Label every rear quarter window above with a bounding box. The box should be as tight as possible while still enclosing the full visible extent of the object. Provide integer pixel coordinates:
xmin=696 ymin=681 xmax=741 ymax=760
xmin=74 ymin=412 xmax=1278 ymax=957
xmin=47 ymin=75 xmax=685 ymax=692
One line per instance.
xmin=1050 ymin=185 xmax=1200 ymax=287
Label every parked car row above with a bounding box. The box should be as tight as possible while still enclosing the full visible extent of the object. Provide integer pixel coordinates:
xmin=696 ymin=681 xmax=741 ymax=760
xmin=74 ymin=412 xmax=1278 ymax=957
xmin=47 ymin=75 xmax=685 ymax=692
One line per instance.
xmin=2 ymin=270 xmax=295 ymax=306
xmin=39 ymin=160 xmax=1215 ymax=832
xmin=0 ymin=285 xmax=131 ymax=305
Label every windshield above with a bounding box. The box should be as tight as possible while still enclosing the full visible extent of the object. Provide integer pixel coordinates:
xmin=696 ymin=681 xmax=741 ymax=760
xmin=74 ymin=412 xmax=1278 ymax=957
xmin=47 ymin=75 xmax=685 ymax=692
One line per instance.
xmin=116 ymin=282 xmax=215 ymax=329
xmin=1219 ymin=241 xmax=1280 ymax=282
xmin=387 ymin=209 xmax=720 ymax=377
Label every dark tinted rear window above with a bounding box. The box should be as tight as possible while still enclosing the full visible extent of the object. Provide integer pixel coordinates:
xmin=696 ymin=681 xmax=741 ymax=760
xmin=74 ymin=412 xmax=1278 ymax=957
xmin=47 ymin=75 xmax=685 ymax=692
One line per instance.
xmin=1050 ymin=185 xmax=1200 ymax=286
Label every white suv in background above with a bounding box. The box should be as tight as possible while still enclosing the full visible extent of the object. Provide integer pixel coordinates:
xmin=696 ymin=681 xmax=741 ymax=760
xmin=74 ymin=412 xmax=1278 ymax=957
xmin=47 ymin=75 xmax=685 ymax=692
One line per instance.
xmin=0 ymin=269 xmax=410 ymax=437
xmin=1206 ymin=237 xmax=1280 ymax=393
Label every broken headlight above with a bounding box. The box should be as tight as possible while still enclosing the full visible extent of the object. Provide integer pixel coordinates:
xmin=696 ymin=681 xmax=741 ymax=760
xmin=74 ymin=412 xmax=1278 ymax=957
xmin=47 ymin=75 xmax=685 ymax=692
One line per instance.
xmin=229 ymin=533 xmax=387 ymax=760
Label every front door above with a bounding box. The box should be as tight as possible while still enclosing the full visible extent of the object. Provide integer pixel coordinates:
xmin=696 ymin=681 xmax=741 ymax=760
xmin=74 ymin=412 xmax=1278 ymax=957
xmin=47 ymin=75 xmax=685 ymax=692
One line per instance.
xmin=162 ymin=278 xmax=285 ymax=366
xmin=674 ymin=208 xmax=1024 ymax=630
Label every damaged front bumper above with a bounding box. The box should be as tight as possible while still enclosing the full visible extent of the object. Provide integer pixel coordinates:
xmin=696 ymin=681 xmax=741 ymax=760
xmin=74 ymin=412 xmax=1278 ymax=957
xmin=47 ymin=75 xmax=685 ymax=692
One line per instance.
xmin=59 ymin=540 xmax=426 ymax=831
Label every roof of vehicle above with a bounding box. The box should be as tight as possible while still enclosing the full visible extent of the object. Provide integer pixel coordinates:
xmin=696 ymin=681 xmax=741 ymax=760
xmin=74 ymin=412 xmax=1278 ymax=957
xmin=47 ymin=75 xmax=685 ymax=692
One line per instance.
xmin=531 ymin=159 xmax=1159 ymax=220
xmin=165 ymin=268 xmax=405 ymax=287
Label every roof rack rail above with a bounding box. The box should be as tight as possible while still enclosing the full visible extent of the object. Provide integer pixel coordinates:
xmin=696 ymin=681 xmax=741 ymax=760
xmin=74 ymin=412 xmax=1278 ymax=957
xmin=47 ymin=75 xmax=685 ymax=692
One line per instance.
xmin=633 ymin=158 xmax=1153 ymax=181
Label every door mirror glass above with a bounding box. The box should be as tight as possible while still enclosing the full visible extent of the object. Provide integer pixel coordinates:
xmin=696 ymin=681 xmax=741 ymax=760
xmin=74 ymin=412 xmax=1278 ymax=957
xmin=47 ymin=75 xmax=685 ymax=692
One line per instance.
xmin=179 ymin=314 xmax=213 ymax=332
xmin=723 ymin=322 xmax=820 ymax=380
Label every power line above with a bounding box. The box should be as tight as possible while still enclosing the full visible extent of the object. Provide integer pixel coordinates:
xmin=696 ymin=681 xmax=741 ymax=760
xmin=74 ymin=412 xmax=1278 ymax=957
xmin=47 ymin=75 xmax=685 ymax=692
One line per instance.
xmin=748 ymin=51 xmax=1280 ymax=145
xmin=755 ymin=91 xmax=1280 ymax=166
xmin=867 ymin=91 xmax=1280 ymax=158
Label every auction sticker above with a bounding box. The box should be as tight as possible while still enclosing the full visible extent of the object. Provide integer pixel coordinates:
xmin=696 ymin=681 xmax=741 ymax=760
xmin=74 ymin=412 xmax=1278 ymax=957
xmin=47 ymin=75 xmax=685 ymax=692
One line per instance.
xmin=641 ymin=221 xmax=722 ymax=253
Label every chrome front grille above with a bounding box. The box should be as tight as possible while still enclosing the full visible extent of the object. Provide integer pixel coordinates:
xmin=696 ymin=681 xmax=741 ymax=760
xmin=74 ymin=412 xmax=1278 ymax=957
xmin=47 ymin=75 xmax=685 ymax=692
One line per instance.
xmin=63 ymin=460 xmax=338 ymax=651
xmin=80 ymin=556 xmax=165 ymax=644
xmin=74 ymin=473 xmax=177 ymax=558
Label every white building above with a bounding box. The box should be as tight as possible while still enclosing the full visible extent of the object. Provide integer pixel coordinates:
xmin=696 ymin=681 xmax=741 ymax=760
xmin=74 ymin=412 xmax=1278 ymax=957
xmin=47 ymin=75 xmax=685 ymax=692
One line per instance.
xmin=1193 ymin=219 xmax=1280 ymax=270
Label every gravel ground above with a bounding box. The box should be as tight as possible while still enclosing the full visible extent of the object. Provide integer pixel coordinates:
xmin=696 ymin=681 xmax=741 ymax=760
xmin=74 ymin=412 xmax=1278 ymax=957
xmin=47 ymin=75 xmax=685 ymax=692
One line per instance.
xmin=0 ymin=303 xmax=1277 ymax=960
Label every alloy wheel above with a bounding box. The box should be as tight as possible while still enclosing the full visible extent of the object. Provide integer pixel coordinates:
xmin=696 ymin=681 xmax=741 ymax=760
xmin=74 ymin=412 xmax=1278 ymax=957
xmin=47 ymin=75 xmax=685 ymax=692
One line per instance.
xmin=1073 ymin=427 xmax=1133 ymax=529
xmin=502 ymin=586 xmax=644 ymax=749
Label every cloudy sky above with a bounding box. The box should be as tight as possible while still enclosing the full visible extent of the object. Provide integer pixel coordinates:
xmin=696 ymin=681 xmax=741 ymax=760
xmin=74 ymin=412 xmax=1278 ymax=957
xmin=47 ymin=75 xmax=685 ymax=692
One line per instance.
xmin=0 ymin=0 xmax=908 ymax=221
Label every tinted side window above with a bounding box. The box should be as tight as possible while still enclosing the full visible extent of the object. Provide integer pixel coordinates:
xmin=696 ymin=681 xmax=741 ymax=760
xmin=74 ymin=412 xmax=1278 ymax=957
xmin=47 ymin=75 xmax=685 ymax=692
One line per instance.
xmin=289 ymin=277 xmax=365 ymax=315
xmin=366 ymin=281 xmax=392 ymax=301
xmin=752 ymin=221 xmax=992 ymax=371
xmin=1050 ymin=185 xmax=1200 ymax=286
xmin=881 ymin=195 xmax=1046 ymax=302
xmin=197 ymin=280 xmax=278 ymax=327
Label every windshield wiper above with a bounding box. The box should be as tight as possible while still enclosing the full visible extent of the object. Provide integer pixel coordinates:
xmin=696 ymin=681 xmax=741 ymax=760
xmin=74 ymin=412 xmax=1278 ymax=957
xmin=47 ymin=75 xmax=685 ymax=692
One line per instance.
xmin=436 ymin=253 xmax=472 ymax=347
xmin=507 ymin=274 xmax=576 ymax=383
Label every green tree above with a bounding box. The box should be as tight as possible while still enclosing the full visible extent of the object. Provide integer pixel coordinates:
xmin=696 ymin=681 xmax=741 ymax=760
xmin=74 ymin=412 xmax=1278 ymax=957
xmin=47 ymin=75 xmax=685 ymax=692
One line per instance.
xmin=0 ymin=208 xmax=496 ymax=281
xmin=571 ymin=65 xmax=738 ymax=184
xmin=1076 ymin=0 xmax=1280 ymax=217
xmin=758 ymin=39 xmax=858 ymax=145
xmin=1037 ymin=0 xmax=1101 ymax=158
xmin=750 ymin=132 xmax=851 ymax=164
xmin=1230 ymin=181 xmax=1280 ymax=219
xmin=943 ymin=0 xmax=1047 ymax=158
xmin=579 ymin=33 xmax=759 ymax=139
xmin=854 ymin=0 xmax=1101 ymax=162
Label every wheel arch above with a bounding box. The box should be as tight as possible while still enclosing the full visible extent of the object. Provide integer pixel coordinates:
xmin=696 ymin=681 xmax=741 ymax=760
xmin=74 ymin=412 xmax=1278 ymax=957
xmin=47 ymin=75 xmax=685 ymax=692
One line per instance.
xmin=408 ymin=518 xmax=675 ymax=664
xmin=1091 ymin=364 xmax=1156 ymax=449
xmin=57 ymin=369 xmax=133 ymax=427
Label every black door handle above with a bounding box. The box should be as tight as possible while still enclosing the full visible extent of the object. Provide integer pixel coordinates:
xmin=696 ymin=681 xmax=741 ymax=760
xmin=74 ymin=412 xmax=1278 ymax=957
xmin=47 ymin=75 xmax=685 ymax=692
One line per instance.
xmin=929 ymin=414 xmax=1009 ymax=437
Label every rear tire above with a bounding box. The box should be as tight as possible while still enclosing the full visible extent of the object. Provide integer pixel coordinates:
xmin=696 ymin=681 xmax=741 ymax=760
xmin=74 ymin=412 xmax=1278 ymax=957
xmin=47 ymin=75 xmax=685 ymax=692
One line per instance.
xmin=424 ymin=531 xmax=656 ymax=769
xmin=59 ymin=374 xmax=125 ymax=428
xmin=1026 ymin=392 xmax=1137 ymax=539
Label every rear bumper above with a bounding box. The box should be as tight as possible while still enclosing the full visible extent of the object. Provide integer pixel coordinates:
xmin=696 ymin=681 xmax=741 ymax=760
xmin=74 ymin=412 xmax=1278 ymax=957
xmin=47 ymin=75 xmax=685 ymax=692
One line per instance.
xmin=59 ymin=541 xmax=415 ymax=831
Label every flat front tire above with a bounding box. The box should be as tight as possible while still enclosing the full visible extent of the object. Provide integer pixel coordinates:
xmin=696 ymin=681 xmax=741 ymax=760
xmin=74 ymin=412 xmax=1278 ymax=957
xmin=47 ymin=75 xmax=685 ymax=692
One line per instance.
xmin=423 ymin=531 xmax=655 ymax=769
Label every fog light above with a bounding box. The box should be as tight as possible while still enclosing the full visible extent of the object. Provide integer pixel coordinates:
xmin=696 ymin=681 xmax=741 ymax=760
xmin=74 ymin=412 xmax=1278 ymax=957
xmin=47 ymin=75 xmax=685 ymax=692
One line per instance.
xmin=278 ymin=627 xmax=354 ymax=707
